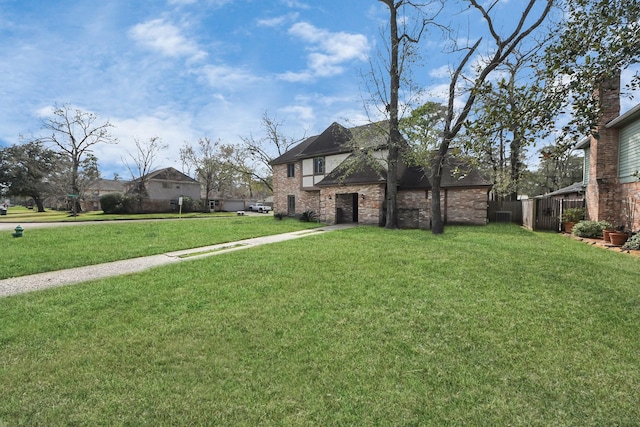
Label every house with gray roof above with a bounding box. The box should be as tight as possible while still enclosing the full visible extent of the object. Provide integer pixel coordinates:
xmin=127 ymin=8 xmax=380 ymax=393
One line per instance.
xmin=271 ymin=121 xmax=492 ymax=229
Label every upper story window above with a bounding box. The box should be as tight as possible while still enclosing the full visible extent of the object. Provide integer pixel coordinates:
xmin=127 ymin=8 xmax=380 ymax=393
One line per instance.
xmin=287 ymin=163 xmax=295 ymax=177
xmin=313 ymin=157 xmax=325 ymax=174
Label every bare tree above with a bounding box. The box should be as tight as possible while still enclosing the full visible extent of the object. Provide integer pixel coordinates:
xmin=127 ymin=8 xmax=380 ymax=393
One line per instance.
xmin=180 ymin=137 xmax=237 ymax=212
xmin=239 ymin=112 xmax=306 ymax=192
xmin=430 ymin=0 xmax=553 ymax=234
xmin=39 ymin=104 xmax=117 ymax=214
xmin=123 ymin=136 xmax=167 ymax=197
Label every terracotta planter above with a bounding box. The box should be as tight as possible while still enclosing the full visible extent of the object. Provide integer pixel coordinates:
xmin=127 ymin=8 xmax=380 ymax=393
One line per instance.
xmin=609 ymin=232 xmax=629 ymax=247
xmin=565 ymin=222 xmax=575 ymax=234
xmin=603 ymin=229 xmax=613 ymax=242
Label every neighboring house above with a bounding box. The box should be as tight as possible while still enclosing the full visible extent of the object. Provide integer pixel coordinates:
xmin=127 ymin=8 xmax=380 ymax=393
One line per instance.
xmin=126 ymin=167 xmax=202 ymax=213
xmin=271 ymin=121 xmax=492 ymax=229
xmin=81 ymin=178 xmax=127 ymax=212
xmin=543 ymin=182 xmax=585 ymax=200
xmin=576 ymin=73 xmax=640 ymax=231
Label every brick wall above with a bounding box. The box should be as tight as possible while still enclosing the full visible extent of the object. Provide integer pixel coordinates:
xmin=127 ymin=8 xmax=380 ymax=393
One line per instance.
xmin=272 ymin=162 xmax=321 ymax=216
xmin=398 ymin=190 xmax=430 ymax=229
xmin=275 ymin=162 xmax=488 ymax=227
xmin=445 ymin=188 xmax=489 ymax=225
xmin=320 ymin=184 xmax=385 ymax=225
xmin=396 ymin=187 xmax=489 ymax=228
xmin=619 ymin=183 xmax=640 ymax=230
xmin=585 ymin=73 xmax=621 ymax=224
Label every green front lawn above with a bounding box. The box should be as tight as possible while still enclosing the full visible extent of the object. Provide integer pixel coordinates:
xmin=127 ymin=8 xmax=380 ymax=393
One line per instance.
xmin=1 ymin=224 xmax=638 ymax=425
xmin=0 ymin=205 xmax=238 ymax=222
xmin=1 ymin=216 xmax=320 ymax=279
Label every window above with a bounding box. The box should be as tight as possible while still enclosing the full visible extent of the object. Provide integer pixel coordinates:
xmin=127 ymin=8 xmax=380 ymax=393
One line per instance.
xmin=313 ymin=157 xmax=325 ymax=174
xmin=287 ymin=195 xmax=295 ymax=215
xmin=287 ymin=163 xmax=295 ymax=177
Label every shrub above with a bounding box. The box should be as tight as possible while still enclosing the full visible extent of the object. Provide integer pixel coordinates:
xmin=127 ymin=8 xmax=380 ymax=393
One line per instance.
xmin=300 ymin=210 xmax=317 ymax=222
xmin=563 ymin=207 xmax=585 ymax=222
xmin=100 ymin=193 xmax=125 ymax=214
xmin=571 ymin=220 xmax=610 ymax=238
xmin=274 ymin=212 xmax=285 ymax=220
xmin=179 ymin=197 xmax=200 ymax=213
xmin=622 ymin=233 xmax=640 ymax=250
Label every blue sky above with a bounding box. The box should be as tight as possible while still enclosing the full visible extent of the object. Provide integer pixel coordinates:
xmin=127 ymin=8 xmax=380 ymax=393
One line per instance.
xmin=1 ymin=0 xmax=637 ymax=179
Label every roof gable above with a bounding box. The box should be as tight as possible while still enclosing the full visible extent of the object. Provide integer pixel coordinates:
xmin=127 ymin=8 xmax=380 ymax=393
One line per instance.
xmin=132 ymin=167 xmax=198 ymax=183
xmin=271 ymin=121 xmax=389 ymax=165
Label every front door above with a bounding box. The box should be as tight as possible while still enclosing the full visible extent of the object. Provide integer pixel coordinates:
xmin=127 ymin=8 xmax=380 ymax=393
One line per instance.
xmin=352 ymin=193 xmax=359 ymax=223
xmin=287 ymin=195 xmax=295 ymax=216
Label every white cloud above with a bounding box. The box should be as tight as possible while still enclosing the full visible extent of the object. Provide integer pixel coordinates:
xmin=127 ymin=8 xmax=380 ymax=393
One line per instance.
xmin=102 ymin=111 xmax=201 ymax=177
xmin=429 ymin=65 xmax=451 ymax=79
xmin=168 ymin=0 xmax=233 ymax=6
xmin=257 ymin=13 xmax=299 ymax=28
xmin=287 ymin=22 xmax=370 ymax=79
xmin=198 ymin=64 xmax=262 ymax=89
xmin=277 ymin=70 xmax=314 ymax=83
xmin=279 ymin=104 xmax=315 ymax=122
xmin=128 ymin=19 xmax=207 ymax=61
xmin=281 ymin=0 xmax=310 ymax=9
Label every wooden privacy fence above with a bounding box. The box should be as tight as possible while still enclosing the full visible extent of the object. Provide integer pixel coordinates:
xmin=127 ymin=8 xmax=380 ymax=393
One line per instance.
xmin=522 ymin=198 xmax=585 ymax=231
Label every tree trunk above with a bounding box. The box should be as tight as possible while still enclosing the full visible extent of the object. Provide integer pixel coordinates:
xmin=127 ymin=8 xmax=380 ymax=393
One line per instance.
xmin=33 ymin=196 xmax=45 ymax=213
xmin=383 ymin=0 xmax=400 ymax=229
xmin=71 ymin=157 xmax=81 ymax=215
xmin=385 ymin=139 xmax=399 ymax=229
xmin=431 ymin=146 xmax=448 ymax=234
xmin=508 ymin=135 xmax=522 ymax=201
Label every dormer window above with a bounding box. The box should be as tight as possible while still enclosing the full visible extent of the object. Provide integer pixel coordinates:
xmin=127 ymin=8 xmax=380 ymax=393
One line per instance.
xmin=313 ymin=157 xmax=325 ymax=174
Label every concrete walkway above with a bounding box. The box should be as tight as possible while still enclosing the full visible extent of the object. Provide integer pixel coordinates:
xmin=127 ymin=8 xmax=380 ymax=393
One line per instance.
xmin=0 ymin=224 xmax=354 ymax=298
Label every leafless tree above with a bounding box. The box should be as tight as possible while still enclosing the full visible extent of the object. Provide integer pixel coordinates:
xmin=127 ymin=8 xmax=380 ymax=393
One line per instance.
xmin=180 ymin=138 xmax=238 ymax=212
xmin=123 ymin=136 xmax=167 ymax=198
xmin=39 ymin=104 xmax=117 ymax=214
xmin=239 ymin=112 xmax=306 ymax=192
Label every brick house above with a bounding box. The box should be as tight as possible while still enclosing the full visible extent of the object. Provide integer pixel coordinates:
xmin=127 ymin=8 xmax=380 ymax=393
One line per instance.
xmin=270 ymin=121 xmax=492 ymax=229
xmin=576 ymin=74 xmax=640 ymax=231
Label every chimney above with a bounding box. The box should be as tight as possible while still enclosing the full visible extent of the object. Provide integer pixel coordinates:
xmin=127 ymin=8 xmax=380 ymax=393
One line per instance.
xmin=585 ymin=71 xmax=621 ymax=222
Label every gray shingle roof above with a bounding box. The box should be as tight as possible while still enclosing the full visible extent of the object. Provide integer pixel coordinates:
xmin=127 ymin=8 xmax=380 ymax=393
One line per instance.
xmin=270 ymin=121 xmax=388 ymax=165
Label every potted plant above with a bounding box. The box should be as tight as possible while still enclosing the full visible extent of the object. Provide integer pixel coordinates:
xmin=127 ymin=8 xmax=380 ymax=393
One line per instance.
xmin=600 ymin=221 xmax=614 ymax=242
xmin=562 ymin=207 xmax=585 ymax=234
xmin=609 ymin=225 xmax=630 ymax=246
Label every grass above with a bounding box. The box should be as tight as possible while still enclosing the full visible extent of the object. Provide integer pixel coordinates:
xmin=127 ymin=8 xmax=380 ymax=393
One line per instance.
xmin=1 ymin=224 xmax=639 ymax=425
xmin=0 ymin=216 xmax=320 ymax=279
xmin=0 ymin=205 xmax=238 ymax=222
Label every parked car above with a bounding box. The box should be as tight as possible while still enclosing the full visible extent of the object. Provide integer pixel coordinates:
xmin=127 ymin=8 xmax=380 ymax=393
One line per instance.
xmin=248 ymin=202 xmax=272 ymax=213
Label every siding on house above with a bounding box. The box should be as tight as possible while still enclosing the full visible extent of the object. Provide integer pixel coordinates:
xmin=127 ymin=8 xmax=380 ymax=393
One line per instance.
xmin=583 ymin=147 xmax=590 ymax=185
xmin=618 ymin=119 xmax=640 ymax=183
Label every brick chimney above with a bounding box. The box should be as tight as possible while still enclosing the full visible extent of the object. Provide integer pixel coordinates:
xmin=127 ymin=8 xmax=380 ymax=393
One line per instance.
xmin=585 ymin=71 xmax=621 ymax=223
